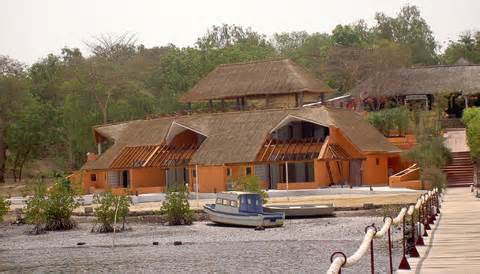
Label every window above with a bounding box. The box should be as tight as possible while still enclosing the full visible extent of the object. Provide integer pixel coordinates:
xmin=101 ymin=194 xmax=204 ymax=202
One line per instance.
xmin=216 ymin=198 xmax=222 ymax=204
xmin=246 ymin=167 xmax=252 ymax=176
xmin=376 ymin=158 xmax=380 ymax=165
xmin=229 ymin=200 xmax=238 ymax=207
xmin=281 ymin=161 xmax=315 ymax=183
xmin=192 ymin=169 xmax=196 ymax=178
xmin=226 ymin=168 xmax=232 ymax=176
xmin=90 ymin=174 xmax=97 ymax=182
xmin=222 ymin=199 xmax=229 ymax=206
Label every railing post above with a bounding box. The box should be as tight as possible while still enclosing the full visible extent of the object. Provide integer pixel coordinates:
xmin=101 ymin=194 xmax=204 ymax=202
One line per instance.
xmin=398 ymin=215 xmax=411 ymax=270
xmin=365 ymin=224 xmax=377 ymax=274
xmin=416 ymin=203 xmax=425 ymax=246
xmin=384 ymin=216 xmax=394 ymax=274
xmin=330 ymin=252 xmax=347 ymax=274
xmin=423 ymin=194 xmax=431 ymax=233
xmin=428 ymin=194 xmax=435 ymax=224
xmin=409 ymin=209 xmax=420 ymax=257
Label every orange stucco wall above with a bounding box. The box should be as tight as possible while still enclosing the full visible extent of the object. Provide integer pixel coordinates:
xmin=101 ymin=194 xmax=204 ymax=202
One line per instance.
xmin=82 ymin=170 xmax=108 ymax=193
xmin=362 ymin=154 xmax=389 ymax=185
xmin=197 ymin=165 xmax=226 ymax=193
xmin=130 ymin=167 xmax=165 ymax=190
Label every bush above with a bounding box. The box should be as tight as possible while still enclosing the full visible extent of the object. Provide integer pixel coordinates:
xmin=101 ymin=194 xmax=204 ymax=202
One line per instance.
xmin=92 ymin=191 xmax=131 ymax=233
xmin=160 ymin=184 xmax=193 ymax=225
xmin=233 ymin=175 xmax=268 ymax=203
xmin=24 ymin=178 xmax=79 ymax=234
xmin=0 ymin=196 xmax=10 ymax=222
xmin=44 ymin=178 xmax=79 ymax=231
xmin=421 ymin=167 xmax=447 ymax=193
xmin=24 ymin=181 xmax=48 ymax=234
xmin=463 ymin=107 xmax=480 ymax=160
xmin=368 ymin=107 xmax=410 ymax=136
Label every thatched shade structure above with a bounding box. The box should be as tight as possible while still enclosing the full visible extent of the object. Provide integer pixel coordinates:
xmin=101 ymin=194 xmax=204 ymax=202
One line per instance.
xmin=83 ymin=106 xmax=398 ymax=170
xmin=351 ymin=64 xmax=480 ymax=98
xmin=180 ymin=59 xmax=334 ymax=105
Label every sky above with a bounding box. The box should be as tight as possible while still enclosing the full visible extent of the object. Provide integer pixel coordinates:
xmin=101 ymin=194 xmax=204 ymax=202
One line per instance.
xmin=1 ymin=0 xmax=479 ymax=64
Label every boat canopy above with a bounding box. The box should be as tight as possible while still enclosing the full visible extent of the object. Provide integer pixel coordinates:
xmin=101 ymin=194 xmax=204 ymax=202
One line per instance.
xmin=238 ymin=194 xmax=263 ymax=214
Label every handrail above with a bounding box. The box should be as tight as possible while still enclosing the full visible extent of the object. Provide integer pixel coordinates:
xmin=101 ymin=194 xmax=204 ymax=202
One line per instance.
xmin=327 ymin=189 xmax=440 ymax=274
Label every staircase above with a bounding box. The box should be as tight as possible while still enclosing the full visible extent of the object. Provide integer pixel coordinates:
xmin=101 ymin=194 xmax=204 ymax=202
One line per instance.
xmin=444 ymin=151 xmax=474 ymax=187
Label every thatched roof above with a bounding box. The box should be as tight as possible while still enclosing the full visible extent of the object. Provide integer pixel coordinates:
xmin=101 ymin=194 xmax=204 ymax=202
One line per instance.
xmin=82 ymin=107 xmax=399 ymax=170
xmin=180 ymin=59 xmax=334 ymax=103
xmin=351 ymin=64 xmax=480 ymax=98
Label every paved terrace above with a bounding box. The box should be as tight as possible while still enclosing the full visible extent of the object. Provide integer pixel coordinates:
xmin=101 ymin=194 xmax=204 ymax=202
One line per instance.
xmin=400 ymin=187 xmax=480 ymax=274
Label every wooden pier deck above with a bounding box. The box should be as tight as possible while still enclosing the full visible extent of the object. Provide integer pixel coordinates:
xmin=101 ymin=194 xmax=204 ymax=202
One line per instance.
xmin=399 ymin=187 xmax=480 ymax=273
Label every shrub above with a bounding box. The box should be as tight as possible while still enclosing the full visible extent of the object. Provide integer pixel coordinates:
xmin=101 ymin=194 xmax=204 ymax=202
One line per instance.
xmin=160 ymin=184 xmax=193 ymax=225
xmin=92 ymin=191 xmax=131 ymax=233
xmin=0 ymin=196 xmax=10 ymax=222
xmin=24 ymin=181 xmax=48 ymax=234
xmin=463 ymin=107 xmax=480 ymax=160
xmin=368 ymin=107 xmax=410 ymax=136
xmin=44 ymin=178 xmax=79 ymax=231
xmin=233 ymin=175 xmax=268 ymax=203
xmin=24 ymin=178 xmax=79 ymax=233
xmin=421 ymin=167 xmax=447 ymax=193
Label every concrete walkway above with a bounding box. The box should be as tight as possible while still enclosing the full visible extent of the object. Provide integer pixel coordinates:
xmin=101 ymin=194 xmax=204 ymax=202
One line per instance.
xmin=400 ymin=187 xmax=480 ymax=273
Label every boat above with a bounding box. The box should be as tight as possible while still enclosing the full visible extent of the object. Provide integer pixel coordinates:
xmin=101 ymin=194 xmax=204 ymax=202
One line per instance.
xmin=203 ymin=192 xmax=285 ymax=227
xmin=263 ymin=203 xmax=335 ymax=217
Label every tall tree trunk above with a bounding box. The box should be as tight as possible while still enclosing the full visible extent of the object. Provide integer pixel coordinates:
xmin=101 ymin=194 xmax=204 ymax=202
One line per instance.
xmin=0 ymin=124 xmax=6 ymax=183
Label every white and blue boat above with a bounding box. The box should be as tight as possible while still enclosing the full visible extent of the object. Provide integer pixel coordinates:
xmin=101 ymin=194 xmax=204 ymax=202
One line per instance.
xmin=203 ymin=192 xmax=285 ymax=227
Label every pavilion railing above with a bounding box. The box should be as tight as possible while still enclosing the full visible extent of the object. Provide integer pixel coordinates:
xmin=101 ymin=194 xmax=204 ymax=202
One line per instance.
xmin=327 ymin=189 xmax=441 ymax=274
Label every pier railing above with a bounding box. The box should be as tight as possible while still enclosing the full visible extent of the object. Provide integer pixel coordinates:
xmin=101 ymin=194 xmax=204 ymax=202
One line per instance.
xmin=327 ymin=189 xmax=440 ymax=274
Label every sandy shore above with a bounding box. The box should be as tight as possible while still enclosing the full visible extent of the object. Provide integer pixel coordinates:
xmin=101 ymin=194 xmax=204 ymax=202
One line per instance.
xmin=0 ymin=212 xmax=404 ymax=273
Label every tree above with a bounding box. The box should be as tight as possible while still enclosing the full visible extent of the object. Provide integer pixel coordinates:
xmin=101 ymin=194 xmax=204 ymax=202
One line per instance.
xmin=442 ymin=31 xmax=480 ymax=64
xmin=7 ymin=96 xmax=60 ymax=181
xmin=374 ymin=5 xmax=438 ymax=65
xmin=0 ymin=56 xmax=27 ymax=183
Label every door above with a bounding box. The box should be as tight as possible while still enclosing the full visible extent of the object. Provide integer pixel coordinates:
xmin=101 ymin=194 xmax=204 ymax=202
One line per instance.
xmin=122 ymin=170 xmax=130 ymax=188
xmin=349 ymin=160 xmax=363 ymax=186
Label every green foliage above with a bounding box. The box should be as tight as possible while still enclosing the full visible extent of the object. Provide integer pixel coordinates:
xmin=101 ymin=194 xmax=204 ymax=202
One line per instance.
xmin=233 ymin=175 xmax=268 ymax=203
xmin=24 ymin=180 xmax=48 ymax=234
xmin=463 ymin=107 xmax=480 ymax=159
xmin=44 ymin=178 xmax=79 ymax=230
xmin=0 ymin=196 xmax=10 ymax=222
xmin=442 ymin=31 xmax=480 ymax=64
xmin=24 ymin=178 xmax=79 ymax=233
xmin=367 ymin=107 xmax=410 ymax=136
xmin=421 ymin=167 xmax=447 ymax=193
xmin=92 ymin=191 xmax=132 ymax=233
xmin=160 ymin=184 xmax=193 ymax=225
xmin=374 ymin=5 xmax=438 ymax=64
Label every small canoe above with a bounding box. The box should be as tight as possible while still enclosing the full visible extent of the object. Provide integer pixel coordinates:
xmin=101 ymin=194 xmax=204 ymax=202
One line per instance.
xmin=203 ymin=192 xmax=285 ymax=228
xmin=263 ymin=204 xmax=335 ymax=217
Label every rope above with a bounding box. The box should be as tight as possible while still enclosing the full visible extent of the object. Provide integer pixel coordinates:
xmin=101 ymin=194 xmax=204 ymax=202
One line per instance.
xmin=326 ymin=189 xmax=437 ymax=274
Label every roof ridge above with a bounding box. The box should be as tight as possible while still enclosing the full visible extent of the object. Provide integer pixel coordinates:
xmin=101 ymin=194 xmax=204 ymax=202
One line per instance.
xmin=410 ymin=63 xmax=480 ymax=69
xmin=216 ymin=58 xmax=289 ymax=67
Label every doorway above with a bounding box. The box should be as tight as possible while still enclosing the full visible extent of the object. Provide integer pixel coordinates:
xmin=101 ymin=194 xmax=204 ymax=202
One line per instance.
xmin=349 ymin=160 xmax=363 ymax=186
xmin=122 ymin=170 xmax=130 ymax=188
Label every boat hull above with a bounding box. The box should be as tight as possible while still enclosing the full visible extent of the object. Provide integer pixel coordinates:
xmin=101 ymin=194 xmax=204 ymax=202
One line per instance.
xmin=263 ymin=204 xmax=335 ymax=217
xmin=203 ymin=205 xmax=284 ymax=227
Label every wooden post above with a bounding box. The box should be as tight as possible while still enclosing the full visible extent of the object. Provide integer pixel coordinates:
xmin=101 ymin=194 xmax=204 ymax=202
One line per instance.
xmin=298 ymin=92 xmax=304 ymax=107
xmin=195 ymin=164 xmax=199 ymax=207
xmin=208 ymin=100 xmax=213 ymax=112
xmin=187 ymin=102 xmax=192 ymax=113
xmin=285 ymin=161 xmax=289 ymax=201
xmin=236 ymin=97 xmax=241 ymax=110
xmin=241 ymin=97 xmax=246 ymax=110
xmin=97 ymin=143 xmax=102 ymax=155
xmin=221 ymin=99 xmax=225 ymax=111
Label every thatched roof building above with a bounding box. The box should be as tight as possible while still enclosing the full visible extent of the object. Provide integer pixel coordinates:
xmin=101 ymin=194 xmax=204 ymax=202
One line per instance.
xmin=351 ymin=64 xmax=480 ymax=98
xmin=180 ymin=59 xmax=334 ymax=105
xmin=83 ymin=106 xmax=399 ymax=170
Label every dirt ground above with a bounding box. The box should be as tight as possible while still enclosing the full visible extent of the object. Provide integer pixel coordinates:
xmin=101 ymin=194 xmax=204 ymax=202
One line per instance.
xmin=0 ymin=212 xmax=404 ymax=273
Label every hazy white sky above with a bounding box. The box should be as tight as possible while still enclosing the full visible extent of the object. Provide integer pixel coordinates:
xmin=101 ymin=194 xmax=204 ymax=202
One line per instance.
xmin=1 ymin=0 xmax=479 ymax=64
